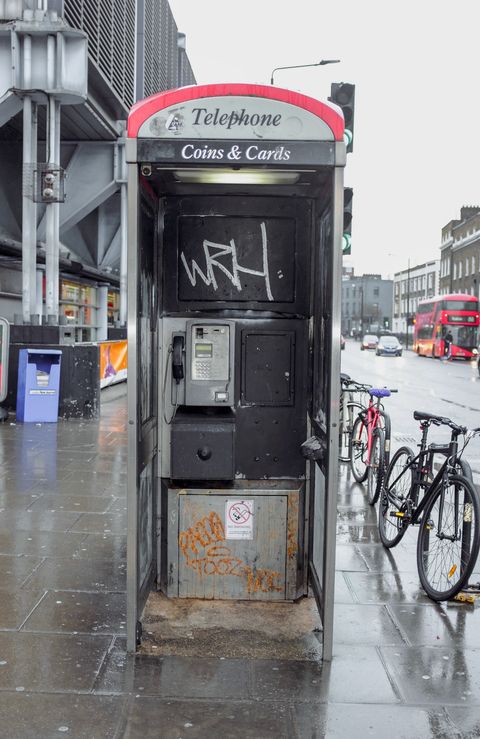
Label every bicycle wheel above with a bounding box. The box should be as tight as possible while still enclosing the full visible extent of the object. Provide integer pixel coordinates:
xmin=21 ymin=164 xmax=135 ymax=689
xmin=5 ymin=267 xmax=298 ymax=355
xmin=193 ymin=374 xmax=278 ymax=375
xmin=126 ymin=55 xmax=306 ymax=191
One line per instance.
xmin=417 ymin=474 xmax=480 ymax=601
xmin=379 ymin=446 xmax=415 ymax=548
xmin=366 ymin=428 xmax=385 ymax=505
xmin=350 ymin=415 xmax=368 ymax=482
xmin=339 ymin=401 xmax=364 ymax=463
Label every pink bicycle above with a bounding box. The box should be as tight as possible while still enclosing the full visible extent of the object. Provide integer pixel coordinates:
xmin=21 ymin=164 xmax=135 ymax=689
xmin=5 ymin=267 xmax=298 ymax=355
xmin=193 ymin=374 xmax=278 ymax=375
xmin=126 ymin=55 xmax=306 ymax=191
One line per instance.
xmin=350 ymin=387 xmax=397 ymax=505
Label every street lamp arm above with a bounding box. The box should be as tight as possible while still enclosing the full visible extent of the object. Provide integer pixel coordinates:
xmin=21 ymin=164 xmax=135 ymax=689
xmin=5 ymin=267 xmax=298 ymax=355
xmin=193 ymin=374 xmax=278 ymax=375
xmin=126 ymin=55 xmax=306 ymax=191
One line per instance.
xmin=270 ymin=59 xmax=340 ymax=85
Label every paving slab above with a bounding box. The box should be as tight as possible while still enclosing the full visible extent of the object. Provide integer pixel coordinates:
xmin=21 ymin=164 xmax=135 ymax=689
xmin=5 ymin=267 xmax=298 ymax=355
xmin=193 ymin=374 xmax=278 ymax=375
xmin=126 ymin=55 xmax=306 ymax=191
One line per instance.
xmin=122 ymin=697 xmax=293 ymax=739
xmin=0 ymin=692 xmax=124 ymax=739
xmin=0 ymin=631 xmax=112 ymax=692
xmin=22 ymin=590 xmax=127 ymax=635
xmin=0 ymin=387 xmax=478 ymax=737
xmin=23 ymin=557 xmax=127 ymax=592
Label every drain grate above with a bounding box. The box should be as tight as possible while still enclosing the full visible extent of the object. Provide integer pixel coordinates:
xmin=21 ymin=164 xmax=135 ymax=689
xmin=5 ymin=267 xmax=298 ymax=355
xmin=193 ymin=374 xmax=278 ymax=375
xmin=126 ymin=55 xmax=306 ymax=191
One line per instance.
xmin=392 ymin=434 xmax=417 ymax=444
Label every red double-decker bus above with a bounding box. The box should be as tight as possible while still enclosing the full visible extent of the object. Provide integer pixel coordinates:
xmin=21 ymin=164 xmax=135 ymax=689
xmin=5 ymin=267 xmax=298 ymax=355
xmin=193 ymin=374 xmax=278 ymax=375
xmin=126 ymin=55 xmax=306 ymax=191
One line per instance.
xmin=413 ymin=293 xmax=479 ymax=359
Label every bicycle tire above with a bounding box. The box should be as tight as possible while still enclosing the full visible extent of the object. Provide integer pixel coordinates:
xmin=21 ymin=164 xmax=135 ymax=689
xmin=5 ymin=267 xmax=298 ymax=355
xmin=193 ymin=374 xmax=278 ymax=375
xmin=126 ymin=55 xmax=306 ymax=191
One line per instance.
xmin=457 ymin=458 xmax=473 ymax=482
xmin=350 ymin=415 xmax=368 ymax=482
xmin=339 ymin=401 xmax=365 ymax=463
xmin=379 ymin=445 xmax=415 ymax=548
xmin=416 ymin=474 xmax=480 ymax=601
xmin=433 ymin=454 xmax=473 ymax=484
xmin=366 ymin=428 xmax=385 ymax=506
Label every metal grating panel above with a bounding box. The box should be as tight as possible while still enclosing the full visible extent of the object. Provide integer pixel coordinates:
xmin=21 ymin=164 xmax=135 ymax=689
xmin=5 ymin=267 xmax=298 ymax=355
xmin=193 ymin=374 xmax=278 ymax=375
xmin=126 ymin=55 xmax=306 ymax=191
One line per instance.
xmin=64 ymin=0 xmax=136 ymax=108
xmin=63 ymin=0 xmax=196 ymax=106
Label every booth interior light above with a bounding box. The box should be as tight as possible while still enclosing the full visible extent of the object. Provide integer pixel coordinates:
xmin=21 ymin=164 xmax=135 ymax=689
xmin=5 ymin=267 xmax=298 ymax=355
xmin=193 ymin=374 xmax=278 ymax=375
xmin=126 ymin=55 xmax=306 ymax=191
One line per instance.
xmin=173 ymin=169 xmax=301 ymax=185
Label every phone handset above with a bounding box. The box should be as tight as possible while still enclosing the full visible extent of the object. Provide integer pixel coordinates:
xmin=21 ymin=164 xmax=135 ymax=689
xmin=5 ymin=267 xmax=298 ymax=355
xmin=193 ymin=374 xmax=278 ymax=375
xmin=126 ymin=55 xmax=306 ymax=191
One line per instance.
xmin=172 ymin=335 xmax=185 ymax=383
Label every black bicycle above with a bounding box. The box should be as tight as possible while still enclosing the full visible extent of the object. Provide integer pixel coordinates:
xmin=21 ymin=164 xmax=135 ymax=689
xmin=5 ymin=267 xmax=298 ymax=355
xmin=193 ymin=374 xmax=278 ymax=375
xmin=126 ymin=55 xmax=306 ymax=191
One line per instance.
xmin=379 ymin=410 xmax=480 ymax=601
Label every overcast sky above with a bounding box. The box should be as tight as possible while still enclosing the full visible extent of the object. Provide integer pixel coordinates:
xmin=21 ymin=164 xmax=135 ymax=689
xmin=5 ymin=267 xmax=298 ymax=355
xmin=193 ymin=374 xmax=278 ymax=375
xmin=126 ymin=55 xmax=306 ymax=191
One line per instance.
xmin=168 ymin=0 xmax=480 ymax=280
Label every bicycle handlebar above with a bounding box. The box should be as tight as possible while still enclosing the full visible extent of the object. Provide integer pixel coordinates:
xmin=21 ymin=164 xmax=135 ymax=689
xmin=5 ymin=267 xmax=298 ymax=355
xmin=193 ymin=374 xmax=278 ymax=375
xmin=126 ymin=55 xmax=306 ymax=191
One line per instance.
xmin=413 ymin=410 xmax=467 ymax=435
xmin=340 ymin=376 xmax=372 ymax=392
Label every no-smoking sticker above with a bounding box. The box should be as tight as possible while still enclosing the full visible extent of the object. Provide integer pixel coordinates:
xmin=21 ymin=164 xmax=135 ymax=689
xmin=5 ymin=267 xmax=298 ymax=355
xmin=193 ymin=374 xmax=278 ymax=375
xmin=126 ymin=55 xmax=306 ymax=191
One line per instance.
xmin=225 ymin=500 xmax=254 ymax=540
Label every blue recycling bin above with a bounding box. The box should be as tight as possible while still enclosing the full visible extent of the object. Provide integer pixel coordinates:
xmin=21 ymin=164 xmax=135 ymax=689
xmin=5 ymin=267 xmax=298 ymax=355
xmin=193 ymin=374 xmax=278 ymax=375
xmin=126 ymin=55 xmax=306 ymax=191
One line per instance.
xmin=16 ymin=349 xmax=62 ymax=422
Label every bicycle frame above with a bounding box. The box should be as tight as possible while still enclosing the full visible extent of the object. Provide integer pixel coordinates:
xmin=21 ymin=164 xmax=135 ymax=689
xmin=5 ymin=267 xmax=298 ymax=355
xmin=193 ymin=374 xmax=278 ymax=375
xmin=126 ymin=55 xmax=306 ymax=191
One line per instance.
xmin=386 ymin=429 xmax=460 ymax=526
xmin=357 ymin=397 xmax=391 ymax=466
xmin=339 ymin=380 xmax=371 ymax=462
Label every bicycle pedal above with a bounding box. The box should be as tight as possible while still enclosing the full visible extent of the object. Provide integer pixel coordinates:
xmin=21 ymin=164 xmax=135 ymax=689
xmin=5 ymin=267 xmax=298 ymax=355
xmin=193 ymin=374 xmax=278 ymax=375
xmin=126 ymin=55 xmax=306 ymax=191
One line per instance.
xmin=390 ymin=511 xmax=410 ymax=523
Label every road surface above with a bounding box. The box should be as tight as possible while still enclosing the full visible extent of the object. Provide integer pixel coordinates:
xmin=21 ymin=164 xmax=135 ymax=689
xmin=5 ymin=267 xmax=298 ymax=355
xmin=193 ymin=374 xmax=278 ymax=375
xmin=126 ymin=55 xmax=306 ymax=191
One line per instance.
xmin=341 ymin=338 xmax=480 ymax=478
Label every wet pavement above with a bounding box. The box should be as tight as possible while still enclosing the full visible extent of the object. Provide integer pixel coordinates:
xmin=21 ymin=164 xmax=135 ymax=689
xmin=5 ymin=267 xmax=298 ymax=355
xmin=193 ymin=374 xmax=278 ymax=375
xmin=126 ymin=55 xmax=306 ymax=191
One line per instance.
xmin=0 ymin=385 xmax=480 ymax=738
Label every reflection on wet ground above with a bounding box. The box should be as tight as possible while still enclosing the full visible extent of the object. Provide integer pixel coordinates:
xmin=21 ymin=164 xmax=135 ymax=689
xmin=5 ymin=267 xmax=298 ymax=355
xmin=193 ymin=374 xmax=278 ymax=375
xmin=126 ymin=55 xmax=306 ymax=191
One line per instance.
xmin=0 ymin=387 xmax=479 ymax=737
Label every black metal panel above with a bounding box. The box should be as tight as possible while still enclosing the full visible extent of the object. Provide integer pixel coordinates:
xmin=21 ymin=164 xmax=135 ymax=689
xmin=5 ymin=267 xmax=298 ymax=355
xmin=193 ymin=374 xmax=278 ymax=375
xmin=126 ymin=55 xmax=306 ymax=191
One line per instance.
xmin=163 ymin=195 xmax=312 ymax=315
xmin=234 ymin=318 xmax=308 ymax=479
xmin=241 ymin=330 xmax=294 ymax=406
xmin=139 ymin=197 xmax=157 ymax=426
xmin=135 ymin=189 xmax=159 ymax=623
xmin=178 ymin=215 xmax=295 ymax=303
xmin=138 ymin=459 xmax=155 ymax=593
xmin=311 ymin=205 xmax=334 ymax=474
xmin=171 ymin=408 xmax=236 ymax=480
xmin=137 ymin=139 xmax=336 ymax=166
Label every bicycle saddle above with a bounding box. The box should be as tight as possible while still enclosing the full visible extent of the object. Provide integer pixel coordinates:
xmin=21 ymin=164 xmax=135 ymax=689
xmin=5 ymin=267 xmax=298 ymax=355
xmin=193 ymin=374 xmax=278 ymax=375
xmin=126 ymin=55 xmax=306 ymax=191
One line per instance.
xmin=369 ymin=388 xmax=391 ymax=398
xmin=413 ymin=410 xmax=445 ymax=424
xmin=413 ymin=410 xmax=466 ymax=433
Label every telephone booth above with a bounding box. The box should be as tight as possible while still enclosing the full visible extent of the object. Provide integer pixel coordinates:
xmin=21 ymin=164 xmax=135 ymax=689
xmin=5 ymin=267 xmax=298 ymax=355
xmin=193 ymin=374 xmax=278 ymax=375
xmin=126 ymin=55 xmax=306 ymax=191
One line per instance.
xmin=126 ymin=84 xmax=345 ymax=660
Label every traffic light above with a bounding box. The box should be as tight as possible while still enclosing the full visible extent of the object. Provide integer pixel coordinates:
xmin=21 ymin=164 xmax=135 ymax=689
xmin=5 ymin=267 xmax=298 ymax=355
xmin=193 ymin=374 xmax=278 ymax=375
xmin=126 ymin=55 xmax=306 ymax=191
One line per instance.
xmin=407 ymin=316 xmax=415 ymax=326
xmin=343 ymin=187 xmax=353 ymax=255
xmin=329 ymin=82 xmax=355 ymax=153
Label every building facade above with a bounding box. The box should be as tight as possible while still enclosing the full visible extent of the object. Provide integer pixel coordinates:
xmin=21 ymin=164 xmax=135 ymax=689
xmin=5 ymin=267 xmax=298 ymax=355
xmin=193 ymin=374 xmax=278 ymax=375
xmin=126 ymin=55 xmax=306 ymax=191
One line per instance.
xmin=392 ymin=259 xmax=440 ymax=337
xmin=439 ymin=207 xmax=480 ymax=298
xmin=342 ymin=273 xmax=393 ymax=337
xmin=0 ymin=0 xmax=195 ymax=330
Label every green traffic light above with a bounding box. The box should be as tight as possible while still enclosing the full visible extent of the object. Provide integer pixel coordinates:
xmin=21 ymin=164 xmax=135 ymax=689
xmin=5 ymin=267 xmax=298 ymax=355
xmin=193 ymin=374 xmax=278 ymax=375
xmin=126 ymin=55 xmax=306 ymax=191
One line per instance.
xmin=343 ymin=129 xmax=353 ymax=148
xmin=342 ymin=234 xmax=351 ymax=254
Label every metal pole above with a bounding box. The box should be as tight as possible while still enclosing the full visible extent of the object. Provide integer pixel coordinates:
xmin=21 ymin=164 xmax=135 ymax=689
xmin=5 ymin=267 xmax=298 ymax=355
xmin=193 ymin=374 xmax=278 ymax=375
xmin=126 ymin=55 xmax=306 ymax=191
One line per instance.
xmin=270 ymin=59 xmax=340 ymax=85
xmin=36 ymin=269 xmax=43 ymax=323
xmin=360 ymin=284 xmax=364 ymax=336
xmin=119 ymin=145 xmax=128 ymax=325
xmin=406 ymin=259 xmax=410 ymax=350
xmin=22 ymin=34 xmax=38 ymax=323
xmin=45 ymin=96 xmax=57 ymax=322
xmin=45 ymin=34 xmax=59 ymax=324
xmin=97 ymin=284 xmax=108 ymax=341
xmin=53 ymin=98 xmax=61 ymax=316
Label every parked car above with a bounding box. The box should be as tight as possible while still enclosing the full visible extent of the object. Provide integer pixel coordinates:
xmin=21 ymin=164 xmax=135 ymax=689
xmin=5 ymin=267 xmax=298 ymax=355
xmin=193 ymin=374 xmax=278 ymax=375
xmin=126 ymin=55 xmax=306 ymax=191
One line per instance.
xmin=376 ymin=335 xmax=403 ymax=357
xmin=340 ymin=334 xmax=346 ymax=350
xmin=360 ymin=334 xmax=378 ymax=351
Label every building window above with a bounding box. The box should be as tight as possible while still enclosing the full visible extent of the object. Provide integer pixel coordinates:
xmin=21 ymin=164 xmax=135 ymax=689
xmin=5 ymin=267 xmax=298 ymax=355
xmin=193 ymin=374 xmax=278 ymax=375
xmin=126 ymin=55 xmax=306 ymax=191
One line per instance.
xmin=459 ymin=261 xmax=463 ymax=279
xmin=453 ymin=263 xmax=457 ymax=280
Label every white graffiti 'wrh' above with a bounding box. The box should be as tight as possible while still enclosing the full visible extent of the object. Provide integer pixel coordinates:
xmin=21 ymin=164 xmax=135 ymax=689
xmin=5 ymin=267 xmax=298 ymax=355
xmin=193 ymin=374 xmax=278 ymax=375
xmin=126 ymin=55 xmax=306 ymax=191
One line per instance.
xmin=180 ymin=221 xmax=273 ymax=301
